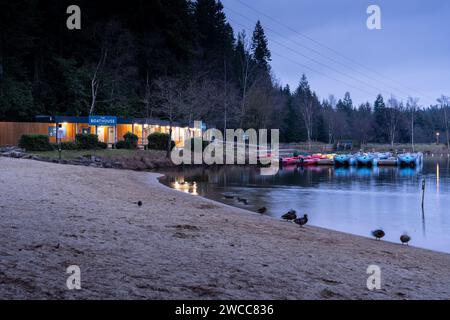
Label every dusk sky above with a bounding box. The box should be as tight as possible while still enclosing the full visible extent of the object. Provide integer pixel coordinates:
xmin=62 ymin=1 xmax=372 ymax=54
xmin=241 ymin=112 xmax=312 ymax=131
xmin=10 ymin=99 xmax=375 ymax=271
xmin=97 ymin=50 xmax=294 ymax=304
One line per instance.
xmin=223 ymin=0 xmax=450 ymax=106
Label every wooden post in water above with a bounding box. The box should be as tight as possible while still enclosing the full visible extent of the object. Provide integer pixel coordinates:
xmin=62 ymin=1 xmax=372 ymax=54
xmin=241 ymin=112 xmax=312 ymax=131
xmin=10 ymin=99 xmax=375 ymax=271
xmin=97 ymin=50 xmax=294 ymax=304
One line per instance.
xmin=421 ymin=179 xmax=426 ymax=209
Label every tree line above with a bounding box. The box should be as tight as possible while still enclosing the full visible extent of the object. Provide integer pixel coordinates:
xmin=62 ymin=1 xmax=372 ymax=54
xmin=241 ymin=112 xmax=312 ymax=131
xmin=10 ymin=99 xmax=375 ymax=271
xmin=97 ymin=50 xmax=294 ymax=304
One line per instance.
xmin=0 ymin=0 xmax=449 ymax=147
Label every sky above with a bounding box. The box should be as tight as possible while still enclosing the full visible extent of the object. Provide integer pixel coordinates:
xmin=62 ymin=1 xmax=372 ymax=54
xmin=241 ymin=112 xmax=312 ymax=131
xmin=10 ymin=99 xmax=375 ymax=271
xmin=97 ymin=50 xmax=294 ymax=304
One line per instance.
xmin=222 ymin=0 xmax=450 ymax=106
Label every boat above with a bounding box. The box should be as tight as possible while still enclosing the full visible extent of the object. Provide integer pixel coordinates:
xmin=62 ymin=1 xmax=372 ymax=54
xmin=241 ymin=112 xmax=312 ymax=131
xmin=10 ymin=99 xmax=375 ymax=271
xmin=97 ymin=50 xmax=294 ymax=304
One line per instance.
xmin=333 ymin=154 xmax=356 ymax=167
xmin=281 ymin=156 xmax=301 ymax=166
xmin=356 ymin=154 xmax=376 ymax=167
xmin=377 ymin=152 xmax=392 ymax=160
xmin=397 ymin=153 xmax=423 ymax=168
xmin=298 ymin=156 xmax=319 ymax=166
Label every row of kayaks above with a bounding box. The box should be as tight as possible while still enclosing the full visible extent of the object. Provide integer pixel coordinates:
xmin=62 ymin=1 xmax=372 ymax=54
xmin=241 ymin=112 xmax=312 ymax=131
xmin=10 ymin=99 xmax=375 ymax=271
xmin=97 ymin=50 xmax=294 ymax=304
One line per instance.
xmin=280 ymin=153 xmax=334 ymax=166
xmin=334 ymin=152 xmax=423 ymax=167
xmin=280 ymin=152 xmax=423 ymax=168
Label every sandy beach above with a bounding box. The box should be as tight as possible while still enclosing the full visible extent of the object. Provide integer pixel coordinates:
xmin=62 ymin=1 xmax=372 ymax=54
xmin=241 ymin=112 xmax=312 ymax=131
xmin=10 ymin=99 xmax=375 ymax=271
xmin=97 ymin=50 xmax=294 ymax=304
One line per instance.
xmin=1 ymin=157 xmax=449 ymax=300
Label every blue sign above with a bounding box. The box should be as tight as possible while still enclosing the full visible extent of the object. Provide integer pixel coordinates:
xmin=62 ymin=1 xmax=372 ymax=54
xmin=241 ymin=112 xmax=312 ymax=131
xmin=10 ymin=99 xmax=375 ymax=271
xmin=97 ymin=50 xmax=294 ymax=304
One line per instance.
xmin=48 ymin=126 xmax=66 ymax=138
xmin=89 ymin=116 xmax=117 ymax=126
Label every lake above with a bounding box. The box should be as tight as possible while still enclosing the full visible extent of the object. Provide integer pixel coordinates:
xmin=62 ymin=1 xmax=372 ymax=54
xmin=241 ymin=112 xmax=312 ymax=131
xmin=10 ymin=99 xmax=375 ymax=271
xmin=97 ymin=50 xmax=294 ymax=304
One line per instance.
xmin=161 ymin=157 xmax=450 ymax=254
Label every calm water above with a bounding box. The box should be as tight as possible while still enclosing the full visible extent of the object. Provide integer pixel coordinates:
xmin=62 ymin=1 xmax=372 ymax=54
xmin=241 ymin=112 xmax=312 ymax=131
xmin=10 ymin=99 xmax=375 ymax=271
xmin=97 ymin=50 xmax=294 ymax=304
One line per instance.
xmin=161 ymin=158 xmax=450 ymax=253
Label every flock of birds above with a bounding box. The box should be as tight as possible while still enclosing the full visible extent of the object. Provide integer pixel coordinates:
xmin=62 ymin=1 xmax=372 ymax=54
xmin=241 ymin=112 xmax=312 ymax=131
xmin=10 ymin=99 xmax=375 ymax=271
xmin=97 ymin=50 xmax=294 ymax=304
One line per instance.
xmin=136 ymin=196 xmax=412 ymax=246
xmin=224 ymin=194 xmax=412 ymax=246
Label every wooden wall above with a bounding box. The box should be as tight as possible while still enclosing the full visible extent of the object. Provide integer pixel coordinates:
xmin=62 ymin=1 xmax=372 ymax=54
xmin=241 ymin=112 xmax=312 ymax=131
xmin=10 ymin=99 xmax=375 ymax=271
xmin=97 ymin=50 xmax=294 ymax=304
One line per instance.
xmin=0 ymin=121 xmax=192 ymax=146
xmin=0 ymin=122 xmax=78 ymax=146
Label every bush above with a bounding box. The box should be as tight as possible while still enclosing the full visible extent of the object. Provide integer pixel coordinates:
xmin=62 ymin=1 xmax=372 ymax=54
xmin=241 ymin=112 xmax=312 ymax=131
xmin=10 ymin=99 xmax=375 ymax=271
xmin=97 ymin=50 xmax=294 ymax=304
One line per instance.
xmin=123 ymin=132 xmax=139 ymax=149
xmin=19 ymin=134 xmax=53 ymax=151
xmin=184 ymin=137 xmax=209 ymax=151
xmin=147 ymin=132 xmax=175 ymax=150
xmin=52 ymin=141 xmax=80 ymax=150
xmin=75 ymin=133 xmax=99 ymax=150
xmin=115 ymin=140 xmax=127 ymax=149
xmin=97 ymin=141 xmax=108 ymax=149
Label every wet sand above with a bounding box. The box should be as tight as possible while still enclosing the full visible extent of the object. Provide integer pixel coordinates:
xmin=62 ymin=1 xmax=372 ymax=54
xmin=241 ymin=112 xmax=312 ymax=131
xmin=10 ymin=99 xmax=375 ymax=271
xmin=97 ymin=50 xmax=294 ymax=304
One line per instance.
xmin=1 ymin=157 xmax=450 ymax=299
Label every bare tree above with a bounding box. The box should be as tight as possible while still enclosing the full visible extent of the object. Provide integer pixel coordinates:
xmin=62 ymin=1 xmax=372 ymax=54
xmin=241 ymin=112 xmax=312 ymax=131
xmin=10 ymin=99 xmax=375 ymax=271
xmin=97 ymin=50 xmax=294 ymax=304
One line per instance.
xmin=322 ymin=95 xmax=337 ymax=144
xmin=142 ymin=72 xmax=153 ymax=118
xmin=152 ymin=76 xmax=184 ymax=157
xmin=236 ymin=31 xmax=256 ymax=127
xmin=385 ymin=96 xmax=402 ymax=148
xmin=437 ymin=95 xmax=450 ymax=149
xmin=407 ymin=97 xmax=419 ymax=152
xmin=89 ymin=48 xmax=107 ymax=115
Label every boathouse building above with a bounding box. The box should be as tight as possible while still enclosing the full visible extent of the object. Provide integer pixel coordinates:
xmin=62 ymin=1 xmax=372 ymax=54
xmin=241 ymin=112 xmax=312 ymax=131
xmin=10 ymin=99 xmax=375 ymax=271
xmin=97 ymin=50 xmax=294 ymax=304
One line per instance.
xmin=0 ymin=115 xmax=202 ymax=147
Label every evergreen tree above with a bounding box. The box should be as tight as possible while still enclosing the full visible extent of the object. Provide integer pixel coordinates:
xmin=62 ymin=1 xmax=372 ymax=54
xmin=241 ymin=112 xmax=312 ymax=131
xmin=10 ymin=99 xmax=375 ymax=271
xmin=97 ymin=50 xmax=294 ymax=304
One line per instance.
xmin=373 ymin=94 xmax=388 ymax=142
xmin=251 ymin=20 xmax=271 ymax=71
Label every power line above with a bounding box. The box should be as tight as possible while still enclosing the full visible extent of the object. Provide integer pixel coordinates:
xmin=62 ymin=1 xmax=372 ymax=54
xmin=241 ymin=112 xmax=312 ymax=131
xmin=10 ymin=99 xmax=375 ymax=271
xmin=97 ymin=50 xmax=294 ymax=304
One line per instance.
xmin=229 ymin=17 xmax=399 ymax=99
xmin=229 ymin=0 xmax=436 ymax=105
xmin=226 ymin=6 xmax=427 ymax=103
xmin=270 ymin=50 xmax=379 ymax=97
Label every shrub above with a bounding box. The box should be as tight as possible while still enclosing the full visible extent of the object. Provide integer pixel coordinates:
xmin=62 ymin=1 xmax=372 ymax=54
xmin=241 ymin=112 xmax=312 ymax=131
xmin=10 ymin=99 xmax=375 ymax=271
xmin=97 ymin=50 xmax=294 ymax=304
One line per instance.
xmin=123 ymin=132 xmax=139 ymax=149
xmin=75 ymin=133 xmax=99 ymax=150
xmin=115 ymin=140 xmax=127 ymax=149
xmin=97 ymin=141 xmax=108 ymax=149
xmin=147 ymin=132 xmax=175 ymax=150
xmin=52 ymin=141 xmax=80 ymax=150
xmin=19 ymin=134 xmax=53 ymax=151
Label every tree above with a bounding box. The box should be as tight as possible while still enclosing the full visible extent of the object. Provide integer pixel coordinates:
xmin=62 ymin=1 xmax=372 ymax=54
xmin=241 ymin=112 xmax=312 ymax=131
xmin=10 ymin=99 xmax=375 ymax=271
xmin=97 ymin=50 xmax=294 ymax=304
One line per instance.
xmin=385 ymin=96 xmax=402 ymax=148
xmin=321 ymin=95 xmax=337 ymax=144
xmin=235 ymin=31 xmax=256 ymax=127
xmin=407 ymin=97 xmax=419 ymax=152
xmin=295 ymin=74 xmax=316 ymax=149
xmin=437 ymin=95 xmax=450 ymax=149
xmin=251 ymin=21 xmax=271 ymax=72
xmin=152 ymin=76 xmax=185 ymax=157
xmin=354 ymin=102 xmax=373 ymax=145
xmin=373 ymin=94 xmax=387 ymax=143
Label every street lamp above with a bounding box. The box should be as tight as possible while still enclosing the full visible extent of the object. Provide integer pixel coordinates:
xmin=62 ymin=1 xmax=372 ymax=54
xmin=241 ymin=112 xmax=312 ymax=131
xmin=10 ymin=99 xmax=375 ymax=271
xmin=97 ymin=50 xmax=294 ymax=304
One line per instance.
xmin=436 ymin=132 xmax=440 ymax=145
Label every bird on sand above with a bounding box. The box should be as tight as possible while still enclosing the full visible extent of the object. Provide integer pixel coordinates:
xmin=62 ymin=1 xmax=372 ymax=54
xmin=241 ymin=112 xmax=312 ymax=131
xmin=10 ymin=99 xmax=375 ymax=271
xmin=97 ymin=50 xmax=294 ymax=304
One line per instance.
xmin=400 ymin=233 xmax=411 ymax=245
xmin=281 ymin=209 xmax=297 ymax=221
xmin=257 ymin=207 xmax=267 ymax=214
xmin=372 ymin=229 xmax=385 ymax=240
xmin=134 ymin=201 xmax=143 ymax=207
xmin=294 ymin=214 xmax=308 ymax=227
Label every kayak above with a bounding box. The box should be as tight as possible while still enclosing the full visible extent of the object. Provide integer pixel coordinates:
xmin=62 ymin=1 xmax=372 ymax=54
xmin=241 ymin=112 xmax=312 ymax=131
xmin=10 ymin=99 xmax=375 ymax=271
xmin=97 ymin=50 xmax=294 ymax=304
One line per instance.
xmin=334 ymin=154 xmax=356 ymax=166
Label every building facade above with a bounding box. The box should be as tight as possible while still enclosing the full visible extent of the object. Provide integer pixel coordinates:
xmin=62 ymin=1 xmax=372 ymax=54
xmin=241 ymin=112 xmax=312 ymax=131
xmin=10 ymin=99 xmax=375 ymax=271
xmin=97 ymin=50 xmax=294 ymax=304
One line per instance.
xmin=0 ymin=116 xmax=202 ymax=147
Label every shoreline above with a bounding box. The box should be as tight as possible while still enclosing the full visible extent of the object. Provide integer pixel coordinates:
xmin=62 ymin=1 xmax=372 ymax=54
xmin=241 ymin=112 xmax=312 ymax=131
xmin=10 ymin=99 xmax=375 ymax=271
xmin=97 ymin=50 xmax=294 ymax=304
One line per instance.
xmin=157 ymin=173 xmax=448 ymax=255
xmin=1 ymin=157 xmax=450 ymax=299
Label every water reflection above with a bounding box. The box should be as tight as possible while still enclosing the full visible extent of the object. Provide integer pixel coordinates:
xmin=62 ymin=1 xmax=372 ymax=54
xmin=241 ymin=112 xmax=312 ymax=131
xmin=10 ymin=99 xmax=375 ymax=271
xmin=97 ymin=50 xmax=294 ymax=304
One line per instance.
xmin=161 ymin=158 xmax=450 ymax=253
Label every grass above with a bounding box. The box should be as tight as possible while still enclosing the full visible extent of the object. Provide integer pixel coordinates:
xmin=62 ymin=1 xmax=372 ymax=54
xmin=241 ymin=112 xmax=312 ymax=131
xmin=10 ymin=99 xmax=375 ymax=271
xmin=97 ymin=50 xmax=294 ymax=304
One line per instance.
xmin=361 ymin=143 xmax=450 ymax=153
xmin=28 ymin=149 xmax=166 ymax=160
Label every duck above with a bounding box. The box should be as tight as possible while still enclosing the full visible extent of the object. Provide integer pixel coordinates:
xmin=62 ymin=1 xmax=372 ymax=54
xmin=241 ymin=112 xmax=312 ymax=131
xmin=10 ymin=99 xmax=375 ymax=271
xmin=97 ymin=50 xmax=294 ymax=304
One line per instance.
xmin=257 ymin=207 xmax=267 ymax=214
xmin=134 ymin=201 xmax=143 ymax=207
xmin=372 ymin=229 xmax=385 ymax=241
xmin=237 ymin=197 xmax=248 ymax=205
xmin=400 ymin=233 xmax=411 ymax=245
xmin=294 ymin=214 xmax=308 ymax=227
xmin=281 ymin=209 xmax=297 ymax=221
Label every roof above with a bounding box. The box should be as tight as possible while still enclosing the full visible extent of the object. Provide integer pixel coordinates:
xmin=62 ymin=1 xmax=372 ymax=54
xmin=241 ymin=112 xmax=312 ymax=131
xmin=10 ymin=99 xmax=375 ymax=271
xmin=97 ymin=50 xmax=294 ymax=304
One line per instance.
xmin=34 ymin=115 xmax=191 ymax=127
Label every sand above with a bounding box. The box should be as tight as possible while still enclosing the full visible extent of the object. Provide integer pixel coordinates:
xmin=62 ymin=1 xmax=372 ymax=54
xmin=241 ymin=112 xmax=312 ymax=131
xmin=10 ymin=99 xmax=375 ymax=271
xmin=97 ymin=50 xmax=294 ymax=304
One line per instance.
xmin=1 ymin=157 xmax=449 ymax=300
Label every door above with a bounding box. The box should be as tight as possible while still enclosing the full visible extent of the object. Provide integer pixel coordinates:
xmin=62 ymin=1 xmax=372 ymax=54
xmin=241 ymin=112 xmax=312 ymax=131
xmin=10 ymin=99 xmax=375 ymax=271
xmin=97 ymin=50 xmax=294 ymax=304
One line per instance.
xmin=97 ymin=127 xmax=105 ymax=142
xmin=108 ymin=127 xmax=116 ymax=144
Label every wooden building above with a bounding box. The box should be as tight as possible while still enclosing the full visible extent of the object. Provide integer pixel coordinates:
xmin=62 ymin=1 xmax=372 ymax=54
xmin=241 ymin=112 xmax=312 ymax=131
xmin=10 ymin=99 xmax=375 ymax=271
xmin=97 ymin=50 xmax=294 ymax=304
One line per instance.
xmin=0 ymin=116 xmax=202 ymax=147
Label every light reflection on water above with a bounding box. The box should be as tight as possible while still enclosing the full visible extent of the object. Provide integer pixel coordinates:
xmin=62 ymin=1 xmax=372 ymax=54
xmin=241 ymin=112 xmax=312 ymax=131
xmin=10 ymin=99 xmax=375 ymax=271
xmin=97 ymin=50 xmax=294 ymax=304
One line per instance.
xmin=162 ymin=158 xmax=450 ymax=254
